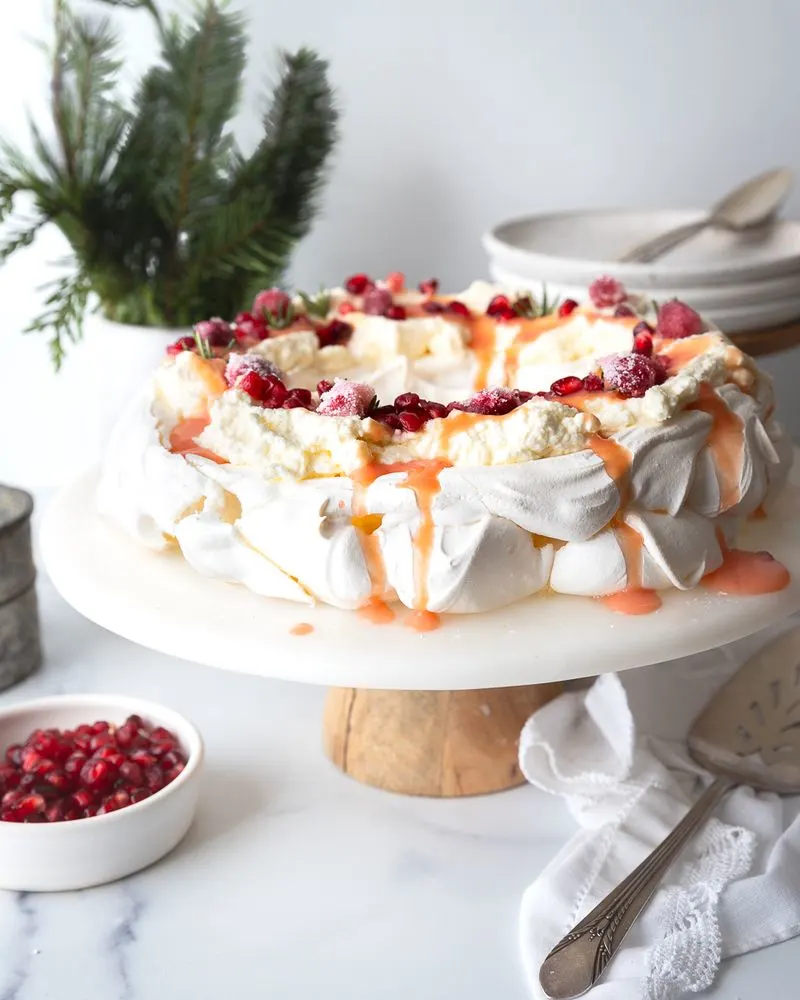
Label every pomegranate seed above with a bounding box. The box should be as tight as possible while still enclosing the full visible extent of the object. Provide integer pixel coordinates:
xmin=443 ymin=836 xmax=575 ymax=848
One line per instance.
xmin=71 ymin=788 xmax=95 ymax=810
xmin=582 ymin=373 xmax=604 ymax=392
xmin=557 ymin=299 xmax=578 ymax=318
xmin=130 ymin=788 xmax=152 ymax=804
xmin=93 ymin=748 xmax=126 ymax=769
xmin=317 ymin=379 xmax=334 ymax=395
xmin=486 ymin=294 xmax=511 ymax=316
xmin=115 ymin=723 xmax=138 ymax=748
xmin=233 ymin=312 xmax=267 ymax=342
xmin=109 ymin=789 xmax=131 ymax=810
xmin=423 ymin=401 xmax=449 ymax=419
xmin=159 ymin=750 xmax=186 ymax=770
xmin=0 ymin=764 xmax=20 ymax=793
xmin=63 ymin=806 xmax=84 ymax=822
xmin=614 ymin=304 xmax=635 ymax=318
xmin=73 ymin=736 xmax=91 ymax=753
xmin=344 ymin=273 xmax=370 ymax=295
xmin=5 ymin=744 xmax=22 ymax=767
xmin=150 ymin=728 xmax=178 ymax=745
xmin=164 ymin=764 xmax=185 ymax=784
xmin=45 ymin=801 xmax=66 ymax=823
xmin=119 ymin=761 xmax=144 ymax=787
xmin=550 ymin=376 xmax=584 ymax=396
xmin=384 ymin=271 xmax=405 ymax=293
xmin=447 ymin=301 xmax=471 ymax=318
xmin=395 ymin=392 xmax=420 ymax=409
xmin=90 ymin=732 xmax=116 ymax=752
xmin=633 ymin=331 xmax=653 ymax=356
xmin=92 ymin=721 xmax=110 ymax=734
xmin=382 ymin=414 xmax=402 ymax=431
xmin=12 ymin=794 xmax=45 ymax=820
xmin=80 ymin=759 xmax=117 ymax=793
xmin=21 ymin=751 xmax=54 ymax=776
xmin=125 ymin=715 xmax=144 ymax=729
xmin=145 ymin=767 xmax=165 ymax=793
xmin=419 ymin=278 xmax=439 ymax=295
xmin=2 ymin=789 xmax=24 ymax=809
xmin=494 ymin=306 xmax=518 ymax=321
xmin=283 ymin=389 xmax=314 ymax=410
xmin=338 ymin=302 xmax=355 ymax=315
xmin=166 ymin=335 xmax=196 ymax=357
xmin=130 ymin=750 xmax=157 ymax=768
xmin=18 ymin=774 xmax=38 ymax=792
xmin=588 ymin=275 xmax=627 ymax=308
xmin=385 ymin=305 xmax=407 ymax=320
xmin=237 ymin=371 xmax=266 ymax=400
xmin=315 ymin=319 xmax=353 ymax=348
xmin=43 ymin=769 xmax=72 ymax=793
xmin=28 ymin=730 xmax=62 ymax=759
xmin=362 ymin=286 xmax=393 ymax=316
xmin=64 ymin=752 xmax=88 ymax=778
xmin=422 ymin=300 xmax=445 ymax=314
xmin=656 ymin=299 xmax=703 ymax=339
xmin=75 ymin=724 xmax=94 ymax=737
xmin=398 ymin=411 xmax=424 ymax=432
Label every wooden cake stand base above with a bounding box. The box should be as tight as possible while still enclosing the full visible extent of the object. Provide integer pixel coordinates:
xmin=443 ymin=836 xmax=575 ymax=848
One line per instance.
xmin=323 ymin=682 xmax=563 ymax=796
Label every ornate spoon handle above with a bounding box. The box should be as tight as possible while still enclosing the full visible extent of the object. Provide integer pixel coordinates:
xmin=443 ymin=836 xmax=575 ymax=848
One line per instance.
xmin=538 ymin=775 xmax=734 ymax=999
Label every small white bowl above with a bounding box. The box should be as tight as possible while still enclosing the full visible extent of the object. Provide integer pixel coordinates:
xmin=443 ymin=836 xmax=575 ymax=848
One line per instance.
xmin=0 ymin=694 xmax=204 ymax=892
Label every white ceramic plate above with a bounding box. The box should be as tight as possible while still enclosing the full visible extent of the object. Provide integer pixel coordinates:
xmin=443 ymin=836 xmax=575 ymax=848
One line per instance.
xmin=484 ymin=209 xmax=800 ymax=288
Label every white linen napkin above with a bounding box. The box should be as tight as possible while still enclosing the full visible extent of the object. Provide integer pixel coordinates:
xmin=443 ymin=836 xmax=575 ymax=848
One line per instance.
xmin=519 ymin=616 xmax=800 ymax=1000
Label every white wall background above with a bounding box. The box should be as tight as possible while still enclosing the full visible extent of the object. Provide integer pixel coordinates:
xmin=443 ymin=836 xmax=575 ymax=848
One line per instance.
xmin=3 ymin=0 xmax=800 ymax=487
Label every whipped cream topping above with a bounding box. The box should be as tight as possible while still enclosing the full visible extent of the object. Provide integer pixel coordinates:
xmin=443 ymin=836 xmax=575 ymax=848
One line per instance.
xmin=97 ymin=279 xmax=791 ymax=616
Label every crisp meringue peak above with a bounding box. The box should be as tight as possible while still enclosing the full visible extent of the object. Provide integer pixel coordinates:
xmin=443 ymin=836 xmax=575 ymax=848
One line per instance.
xmin=97 ymin=273 xmax=791 ymax=623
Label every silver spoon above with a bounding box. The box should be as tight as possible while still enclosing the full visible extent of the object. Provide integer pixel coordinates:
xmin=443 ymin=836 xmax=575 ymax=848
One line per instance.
xmin=617 ymin=167 xmax=793 ymax=264
xmin=539 ymin=624 xmax=800 ymax=999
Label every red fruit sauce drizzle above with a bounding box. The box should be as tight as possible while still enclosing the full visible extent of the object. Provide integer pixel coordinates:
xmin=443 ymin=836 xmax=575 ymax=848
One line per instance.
xmin=352 ymin=460 xmax=450 ymax=632
xmin=688 ymin=384 xmax=745 ymax=513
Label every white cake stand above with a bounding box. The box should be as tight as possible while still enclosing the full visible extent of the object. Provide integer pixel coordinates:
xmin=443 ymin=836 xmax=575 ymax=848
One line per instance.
xmin=41 ymin=466 xmax=800 ymax=797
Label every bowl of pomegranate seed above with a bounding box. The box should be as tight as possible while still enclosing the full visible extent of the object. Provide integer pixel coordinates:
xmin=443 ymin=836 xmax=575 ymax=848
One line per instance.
xmin=0 ymin=693 xmax=203 ymax=891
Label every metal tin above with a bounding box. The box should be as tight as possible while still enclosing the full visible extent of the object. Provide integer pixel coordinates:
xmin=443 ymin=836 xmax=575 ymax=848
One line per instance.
xmin=0 ymin=486 xmax=40 ymax=689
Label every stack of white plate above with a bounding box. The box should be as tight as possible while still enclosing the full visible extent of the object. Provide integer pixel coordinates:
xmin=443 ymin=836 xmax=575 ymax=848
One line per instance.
xmin=483 ymin=209 xmax=800 ymax=332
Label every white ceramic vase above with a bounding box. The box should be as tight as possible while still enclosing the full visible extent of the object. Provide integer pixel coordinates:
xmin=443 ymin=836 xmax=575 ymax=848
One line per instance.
xmin=46 ymin=314 xmax=183 ymax=482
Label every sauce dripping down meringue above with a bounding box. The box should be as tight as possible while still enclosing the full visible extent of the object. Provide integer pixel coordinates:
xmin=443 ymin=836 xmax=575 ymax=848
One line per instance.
xmin=600 ymin=520 xmax=663 ymax=616
xmin=689 ymin=383 xmax=745 ymax=512
xmin=168 ymin=415 xmax=226 ymax=464
xmin=702 ymin=549 xmax=790 ymax=595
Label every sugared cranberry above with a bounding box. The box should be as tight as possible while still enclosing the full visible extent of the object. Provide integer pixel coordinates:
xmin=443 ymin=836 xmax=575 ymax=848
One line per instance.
xmin=194 ymin=317 xmax=233 ymax=347
xmin=384 ymin=271 xmax=405 ymax=293
xmin=550 ymin=376 xmax=584 ymax=396
xmin=385 ymin=305 xmax=407 ymax=320
xmin=419 ymin=278 xmax=439 ymax=295
xmin=599 ymin=352 xmax=668 ymax=398
xmin=614 ymin=304 xmax=636 ymax=318
xmin=344 ymin=273 xmax=370 ymax=295
xmin=446 ymin=300 xmax=471 ymax=318
xmin=166 ymin=335 xmax=196 ymax=357
xmin=582 ymin=373 xmax=604 ymax=392
xmin=316 ymin=319 xmax=353 ymax=348
xmin=225 ymin=353 xmax=285 ymax=388
xmin=453 ymin=387 xmax=529 ymax=416
xmin=656 ymin=299 xmax=703 ymax=339
xmin=589 ymin=275 xmax=627 ymax=308
xmin=253 ymin=287 xmax=292 ymax=320
xmin=422 ymin=300 xmax=445 ymax=314
xmin=558 ymin=299 xmax=579 ymax=317
xmin=486 ymin=294 xmax=511 ymax=317
xmin=362 ymin=286 xmax=393 ymax=316
xmin=317 ymin=379 xmax=376 ymax=418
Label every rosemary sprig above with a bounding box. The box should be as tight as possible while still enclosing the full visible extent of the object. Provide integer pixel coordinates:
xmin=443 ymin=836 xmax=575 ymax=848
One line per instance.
xmin=513 ymin=286 xmax=561 ymax=319
xmin=298 ymin=289 xmax=331 ymax=319
xmin=193 ymin=327 xmax=214 ymax=358
xmin=262 ymin=303 xmax=296 ymax=330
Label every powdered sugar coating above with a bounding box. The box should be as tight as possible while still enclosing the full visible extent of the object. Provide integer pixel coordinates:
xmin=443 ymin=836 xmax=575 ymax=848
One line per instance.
xmin=588 ymin=275 xmax=627 ymax=309
xmin=598 ymin=353 xmax=668 ymax=398
xmin=317 ymin=379 xmax=376 ymax=417
xmin=225 ymin=353 xmax=285 ymax=387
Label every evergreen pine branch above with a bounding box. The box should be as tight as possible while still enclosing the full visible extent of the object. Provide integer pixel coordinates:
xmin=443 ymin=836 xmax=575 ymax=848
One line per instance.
xmin=23 ymin=269 xmax=92 ymax=370
xmin=0 ymin=215 xmax=49 ymax=262
xmin=92 ymin=0 xmax=165 ymax=39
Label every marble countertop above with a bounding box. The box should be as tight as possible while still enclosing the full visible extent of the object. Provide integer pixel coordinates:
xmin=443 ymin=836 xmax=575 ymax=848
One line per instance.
xmin=1 ymin=532 xmax=799 ymax=998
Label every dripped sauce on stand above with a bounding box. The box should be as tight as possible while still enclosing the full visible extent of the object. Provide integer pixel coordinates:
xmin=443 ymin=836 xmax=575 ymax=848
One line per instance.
xmin=352 ymin=459 xmax=450 ymax=632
